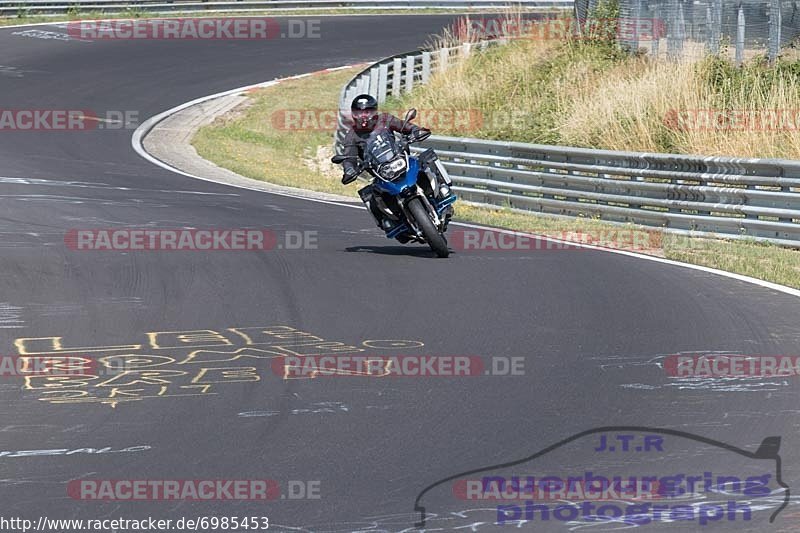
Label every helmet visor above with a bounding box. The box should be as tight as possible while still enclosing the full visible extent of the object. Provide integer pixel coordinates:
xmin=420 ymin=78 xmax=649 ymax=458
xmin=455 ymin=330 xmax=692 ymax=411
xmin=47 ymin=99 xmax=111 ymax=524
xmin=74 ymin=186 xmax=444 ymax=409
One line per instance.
xmin=352 ymin=109 xmax=377 ymax=126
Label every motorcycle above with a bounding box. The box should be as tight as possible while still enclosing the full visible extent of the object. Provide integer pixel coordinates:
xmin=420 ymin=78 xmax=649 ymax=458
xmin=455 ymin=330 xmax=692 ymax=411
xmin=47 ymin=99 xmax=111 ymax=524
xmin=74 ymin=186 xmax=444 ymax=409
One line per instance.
xmin=332 ymin=109 xmax=457 ymax=258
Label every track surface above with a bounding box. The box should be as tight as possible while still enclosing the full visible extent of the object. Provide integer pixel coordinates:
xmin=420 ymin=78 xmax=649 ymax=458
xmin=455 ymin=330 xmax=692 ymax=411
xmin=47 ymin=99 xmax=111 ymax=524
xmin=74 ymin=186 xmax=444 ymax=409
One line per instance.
xmin=1 ymin=16 xmax=800 ymax=532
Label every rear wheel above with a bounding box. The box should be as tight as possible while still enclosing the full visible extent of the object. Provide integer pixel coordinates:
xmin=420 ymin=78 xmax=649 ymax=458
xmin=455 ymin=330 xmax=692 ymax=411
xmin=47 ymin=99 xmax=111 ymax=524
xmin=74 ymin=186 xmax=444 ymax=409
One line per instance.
xmin=407 ymin=197 xmax=449 ymax=258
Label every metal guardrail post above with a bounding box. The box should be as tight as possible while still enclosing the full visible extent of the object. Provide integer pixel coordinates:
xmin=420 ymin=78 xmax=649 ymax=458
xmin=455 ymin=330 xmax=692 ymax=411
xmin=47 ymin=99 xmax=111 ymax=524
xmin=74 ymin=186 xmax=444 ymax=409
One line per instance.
xmin=405 ymin=55 xmax=415 ymax=93
xmin=421 ymin=52 xmax=431 ymax=84
xmin=392 ymin=57 xmax=402 ymax=99
xmin=622 ymin=0 xmax=642 ymax=52
xmin=674 ymin=0 xmax=686 ymax=59
xmin=768 ymin=0 xmax=782 ymax=63
xmin=651 ymin=4 xmax=661 ymax=57
xmin=368 ymin=67 xmax=379 ymax=98
xmin=710 ymin=0 xmax=722 ymax=56
xmin=353 ymin=76 xmax=364 ymax=96
xmin=344 ymin=87 xmax=357 ymax=115
xmin=377 ymin=63 xmax=389 ymax=104
xmin=735 ymin=4 xmax=745 ymax=66
xmin=664 ymin=0 xmax=687 ymax=60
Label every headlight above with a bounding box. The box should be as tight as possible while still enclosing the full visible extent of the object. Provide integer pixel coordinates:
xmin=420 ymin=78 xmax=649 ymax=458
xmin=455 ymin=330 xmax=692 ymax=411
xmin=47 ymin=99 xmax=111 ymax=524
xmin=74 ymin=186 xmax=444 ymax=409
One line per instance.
xmin=379 ymin=157 xmax=407 ymax=180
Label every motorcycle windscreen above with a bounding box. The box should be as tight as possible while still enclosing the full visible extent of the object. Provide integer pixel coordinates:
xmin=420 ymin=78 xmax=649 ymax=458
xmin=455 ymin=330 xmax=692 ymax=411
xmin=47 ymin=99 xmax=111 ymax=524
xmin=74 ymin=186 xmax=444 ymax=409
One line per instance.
xmin=373 ymin=157 xmax=420 ymax=197
xmin=364 ymin=130 xmax=400 ymax=167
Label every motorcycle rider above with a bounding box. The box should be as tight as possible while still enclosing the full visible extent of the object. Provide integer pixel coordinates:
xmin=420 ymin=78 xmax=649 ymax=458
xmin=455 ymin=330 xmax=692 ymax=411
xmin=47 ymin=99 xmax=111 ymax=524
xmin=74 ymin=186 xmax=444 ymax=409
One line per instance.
xmin=340 ymin=94 xmax=431 ymax=231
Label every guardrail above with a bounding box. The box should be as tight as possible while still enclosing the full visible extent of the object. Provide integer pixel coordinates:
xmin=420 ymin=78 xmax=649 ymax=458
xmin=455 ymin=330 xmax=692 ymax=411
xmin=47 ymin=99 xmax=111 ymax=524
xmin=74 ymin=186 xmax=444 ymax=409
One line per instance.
xmin=414 ymin=137 xmax=800 ymax=247
xmin=0 ymin=0 xmax=571 ymax=16
xmin=335 ymin=42 xmax=800 ymax=247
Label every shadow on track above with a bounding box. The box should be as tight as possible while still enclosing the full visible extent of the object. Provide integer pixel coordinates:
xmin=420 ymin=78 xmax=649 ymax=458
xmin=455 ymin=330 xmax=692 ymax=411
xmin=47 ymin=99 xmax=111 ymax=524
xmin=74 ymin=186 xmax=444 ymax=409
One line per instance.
xmin=345 ymin=245 xmax=451 ymax=258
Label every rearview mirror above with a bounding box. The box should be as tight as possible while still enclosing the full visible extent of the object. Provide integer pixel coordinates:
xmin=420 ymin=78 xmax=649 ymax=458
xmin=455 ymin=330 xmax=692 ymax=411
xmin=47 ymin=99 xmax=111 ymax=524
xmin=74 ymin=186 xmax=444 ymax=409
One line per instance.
xmin=400 ymin=108 xmax=418 ymax=133
xmin=331 ymin=155 xmax=347 ymax=164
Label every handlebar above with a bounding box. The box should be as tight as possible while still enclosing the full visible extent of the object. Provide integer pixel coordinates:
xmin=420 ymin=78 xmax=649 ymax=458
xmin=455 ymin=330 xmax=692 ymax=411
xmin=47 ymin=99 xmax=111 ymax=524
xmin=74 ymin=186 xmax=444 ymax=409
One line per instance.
xmin=331 ymin=130 xmax=431 ymax=171
xmin=398 ymin=130 xmax=430 ymax=153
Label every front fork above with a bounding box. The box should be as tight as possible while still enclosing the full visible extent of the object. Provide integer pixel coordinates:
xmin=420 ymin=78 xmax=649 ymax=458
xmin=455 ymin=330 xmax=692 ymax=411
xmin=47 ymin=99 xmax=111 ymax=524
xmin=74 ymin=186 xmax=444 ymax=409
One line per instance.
xmin=400 ymin=187 xmax=443 ymax=239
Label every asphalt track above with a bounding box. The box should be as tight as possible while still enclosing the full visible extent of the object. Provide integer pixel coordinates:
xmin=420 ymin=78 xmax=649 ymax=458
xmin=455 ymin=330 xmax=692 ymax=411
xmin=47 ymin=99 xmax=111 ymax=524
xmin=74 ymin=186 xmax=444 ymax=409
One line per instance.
xmin=1 ymin=15 xmax=800 ymax=533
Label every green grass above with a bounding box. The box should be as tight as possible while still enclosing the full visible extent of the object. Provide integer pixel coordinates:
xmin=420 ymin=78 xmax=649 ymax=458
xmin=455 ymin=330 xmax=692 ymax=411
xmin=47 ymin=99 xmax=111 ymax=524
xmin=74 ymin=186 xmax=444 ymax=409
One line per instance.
xmin=193 ymin=68 xmax=359 ymax=198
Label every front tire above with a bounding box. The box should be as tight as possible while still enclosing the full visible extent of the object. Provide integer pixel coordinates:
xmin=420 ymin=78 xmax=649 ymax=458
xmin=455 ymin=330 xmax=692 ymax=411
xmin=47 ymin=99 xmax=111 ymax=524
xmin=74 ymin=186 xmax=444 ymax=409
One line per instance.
xmin=407 ymin=197 xmax=449 ymax=258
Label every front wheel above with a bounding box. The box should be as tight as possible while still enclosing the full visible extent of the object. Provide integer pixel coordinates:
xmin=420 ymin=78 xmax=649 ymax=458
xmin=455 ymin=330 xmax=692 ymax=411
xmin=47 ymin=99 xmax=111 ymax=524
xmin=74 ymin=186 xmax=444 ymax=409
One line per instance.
xmin=407 ymin=197 xmax=449 ymax=258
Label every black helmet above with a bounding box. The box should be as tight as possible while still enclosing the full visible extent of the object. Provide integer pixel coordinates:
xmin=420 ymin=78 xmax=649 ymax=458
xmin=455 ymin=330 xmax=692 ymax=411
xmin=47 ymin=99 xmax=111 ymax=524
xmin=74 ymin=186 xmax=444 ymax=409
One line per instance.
xmin=351 ymin=94 xmax=379 ymax=130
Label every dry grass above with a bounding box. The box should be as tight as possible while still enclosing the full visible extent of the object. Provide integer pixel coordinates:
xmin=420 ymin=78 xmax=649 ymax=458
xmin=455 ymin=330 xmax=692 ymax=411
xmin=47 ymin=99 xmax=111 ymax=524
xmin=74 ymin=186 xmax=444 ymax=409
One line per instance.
xmin=395 ymin=30 xmax=800 ymax=159
xmin=194 ymin=63 xmax=800 ymax=289
xmin=561 ymin=56 xmax=800 ymax=158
